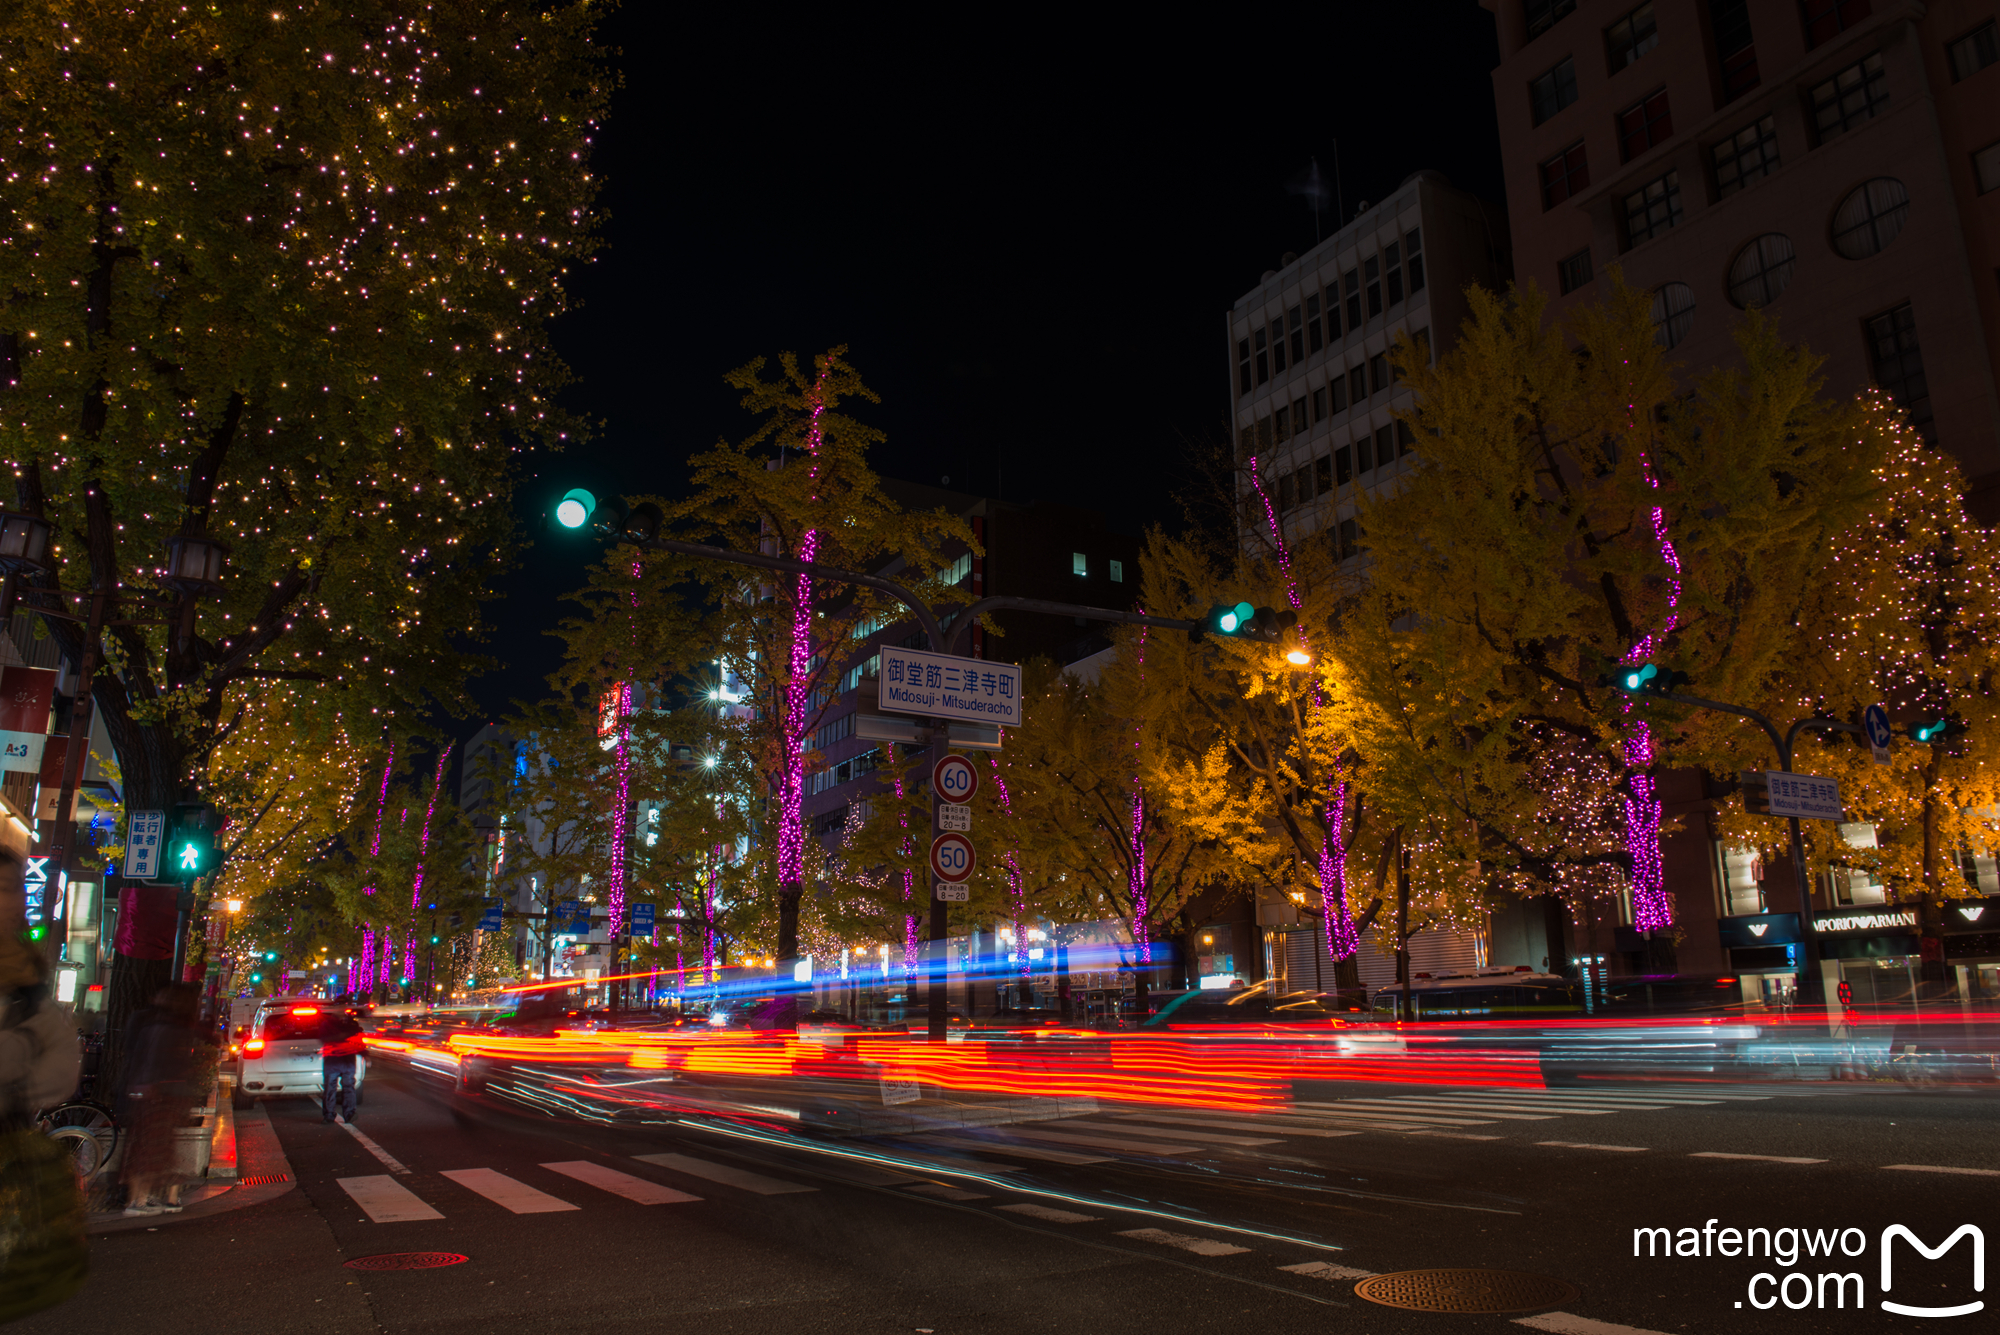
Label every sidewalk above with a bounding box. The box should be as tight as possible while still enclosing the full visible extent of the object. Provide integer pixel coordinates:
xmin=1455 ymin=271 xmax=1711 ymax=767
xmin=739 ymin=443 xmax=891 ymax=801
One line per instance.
xmin=88 ymin=1087 xmax=297 ymax=1233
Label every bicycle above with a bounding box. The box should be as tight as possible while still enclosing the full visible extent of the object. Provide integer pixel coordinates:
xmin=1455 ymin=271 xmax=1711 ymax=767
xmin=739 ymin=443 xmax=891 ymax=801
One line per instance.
xmin=36 ymin=1098 xmax=120 ymax=1185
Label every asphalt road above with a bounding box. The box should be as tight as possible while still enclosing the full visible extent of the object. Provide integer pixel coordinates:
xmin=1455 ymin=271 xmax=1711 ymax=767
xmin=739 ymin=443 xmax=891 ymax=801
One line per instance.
xmin=21 ymin=1064 xmax=1998 ymax=1335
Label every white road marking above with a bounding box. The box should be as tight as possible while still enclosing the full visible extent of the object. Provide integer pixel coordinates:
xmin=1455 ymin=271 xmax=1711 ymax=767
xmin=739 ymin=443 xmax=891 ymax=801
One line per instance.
xmin=440 ymin=1168 xmax=578 ymax=1214
xmin=1409 ymin=1131 xmax=1504 ymax=1140
xmin=1883 ymin=1163 xmax=2000 ymax=1177
xmin=914 ymin=1135 xmax=1112 ymax=1165
xmin=632 ymin=1152 xmax=819 ymax=1195
xmin=338 ymin=1175 xmax=443 ymax=1223
xmin=1112 ymin=1113 xmax=1358 ymax=1138
xmin=541 ymin=1160 xmax=702 ymax=1204
xmin=1005 ymin=1127 xmax=1203 ymax=1155
xmin=1051 ymin=1118 xmax=1281 ymax=1147
xmin=997 ymin=1202 xmax=1100 ymax=1223
xmin=1117 ymin=1227 xmax=1251 ymax=1257
xmin=907 ymin=1182 xmax=987 ymax=1201
xmin=1513 ymin=1311 xmax=1676 ymax=1334
xmin=1280 ymin=1260 xmax=1376 ymax=1280
xmin=336 ymin=1119 xmax=410 ymax=1174
xmin=1537 ymin=1141 xmax=1649 ymax=1152
xmin=1689 ymin=1152 xmax=1825 ymax=1164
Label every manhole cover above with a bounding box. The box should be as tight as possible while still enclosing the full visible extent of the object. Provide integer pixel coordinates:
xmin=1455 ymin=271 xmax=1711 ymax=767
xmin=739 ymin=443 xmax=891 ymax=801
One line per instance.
xmin=344 ymin=1252 xmax=469 ymax=1272
xmin=1353 ymin=1269 xmax=1578 ymax=1313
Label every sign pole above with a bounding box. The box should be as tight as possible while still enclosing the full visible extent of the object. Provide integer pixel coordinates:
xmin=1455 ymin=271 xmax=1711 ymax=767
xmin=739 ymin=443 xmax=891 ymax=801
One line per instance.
xmin=927 ymin=731 xmax=949 ymax=1043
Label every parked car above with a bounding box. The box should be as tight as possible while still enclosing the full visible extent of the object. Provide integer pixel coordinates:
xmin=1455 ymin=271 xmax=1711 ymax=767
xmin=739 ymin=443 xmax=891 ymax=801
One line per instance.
xmin=235 ymin=1002 xmax=367 ymax=1109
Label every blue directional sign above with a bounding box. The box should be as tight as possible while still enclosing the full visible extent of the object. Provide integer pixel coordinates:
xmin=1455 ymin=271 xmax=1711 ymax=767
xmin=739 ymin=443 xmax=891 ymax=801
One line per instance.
xmin=630 ymin=902 xmax=655 ymax=937
xmin=559 ymin=899 xmax=591 ymax=934
xmin=477 ymin=899 xmax=504 ymax=931
xmin=1863 ymin=703 xmax=1893 ymax=766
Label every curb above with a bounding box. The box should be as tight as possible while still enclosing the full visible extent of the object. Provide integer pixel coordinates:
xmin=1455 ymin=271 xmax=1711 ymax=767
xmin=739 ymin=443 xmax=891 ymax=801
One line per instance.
xmin=88 ymin=1100 xmax=297 ymax=1234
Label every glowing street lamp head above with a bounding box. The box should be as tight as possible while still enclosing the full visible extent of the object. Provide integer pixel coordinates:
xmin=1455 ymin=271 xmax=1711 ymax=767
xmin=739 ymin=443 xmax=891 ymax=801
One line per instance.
xmin=1285 ymin=649 xmax=1312 ymax=666
xmin=555 ymin=488 xmax=597 ymax=529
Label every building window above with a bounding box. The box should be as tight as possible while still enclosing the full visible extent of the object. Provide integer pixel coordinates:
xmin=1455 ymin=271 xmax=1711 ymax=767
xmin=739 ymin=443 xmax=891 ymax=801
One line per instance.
xmin=1237 ymin=338 xmax=1253 ymax=396
xmin=1237 ymin=420 xmax=1256 ymax=461
xmin=1311 ymin=385 xmax=1327 ymax=422
xmin=1293 ymin=395 xmax=1309 ymax=434
xmin=1557 ymin=247 xmax=1594 ymax=294
xmin=1343 ymin=269 xmax=1362 ymax=331
xmin=1335 ymin=445 xmax=1352 ymax=486
xmin=1375 ymin=424 xmax=1395 ymax=466
xmin=1369 ymin=353 xmax=1389 ymax=394
xmin=1727 ymin=234 xmax=1796 ymax=308
xmin=1253 ymin=327 xmax=1269 ymax=385
xmin=1356 ymin=431 xmax=1374 ymax=474
xmin=1976 ymin=141 xmax=2000 ymax=195
xmin=1270 ymin=318 xmax=1288 ymax=373
xmin=1527 ymin=0 xmax=1576 ymax=40
xmin=1866 ymin=303 xmax=1931 ymax=436
xmin=1712 ymin=115 xmax=1780 ymax=197
xmin=1406 ymin=228 xmax=1425 ymax=294
xmin=1306 ymin=294 xmax=1324 ymax=353
xmin=1336 ymin=517 xmax=1360 ymax=561
xmin=1072 ymin=552 xmax=1088 ymax=577
xmin=1397 ymin=419 xmax=1417 ymax=455
xmin=1274 ymin=402 xmax=1291 ymax=442
xmin=1540 ymin=141 xmax=1590 ymax=208
xmin=1288 ymin=306 xmax=1306 ymax=363
xmin=1710 ymin=0 xmax=1760 ymax=101
xmin=1810 ymin=52 xmax=1888 ymax=144
xmin=1651 ymin=282 xmax=1696 ymax=348
xmin=1800 ymin=0 xmax=1872 ymax=50
xmin=1109 ymin=559 xmax=1124 ymax=584
xmin=1315 ymin=455 xmax=1333 ymax=495
xmin=1278 ymin=471 xmax=1295 ymax=512
xmin=1530 ymin=56 xmax=1580 ymax=125
xmin=1349 ymin=364 xmax=1368 ymax=403
xmin=1948 ymin=21 xmax=1999 ymax=81
xmin=1329 ymin=374 xmax=1347 ymax=414
xmin=1622 ymin=170 xmax=1683 ymax=248
xmin=1385 ymin=241 xmax=1405 ymax=306
xmin=1365 ymin=254 xmax=1383 ymax=318
xmin=1617 ymin=88 xmax=1673 ymax=161
xmin=1831 ymin=177 xmax=1909 ymax=259
xmin=1606 ymin=2 xmax=1658 ymax=69
xmin=1323 ymin=284 xmax=1343 ymax=342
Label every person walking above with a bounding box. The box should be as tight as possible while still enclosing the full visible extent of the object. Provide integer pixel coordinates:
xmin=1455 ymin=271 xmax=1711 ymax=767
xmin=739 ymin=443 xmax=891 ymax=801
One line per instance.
xmin=117 ymin=982 xmax=200 ymax=1215
xmin=0 ymin=845 xmax=88 ymax=1320
xmin=319 ymin=1003 xmax=364 ymax=1123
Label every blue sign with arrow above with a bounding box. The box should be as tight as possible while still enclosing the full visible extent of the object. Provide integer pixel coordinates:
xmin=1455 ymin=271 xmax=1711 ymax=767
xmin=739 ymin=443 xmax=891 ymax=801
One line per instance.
xmin=477 ymin=899 xmax=504 ymax=931
xmin=630 ymin=902 xmax=655 ymax=937
xmin=1863 ymin=703 xmax=1893 ymax=765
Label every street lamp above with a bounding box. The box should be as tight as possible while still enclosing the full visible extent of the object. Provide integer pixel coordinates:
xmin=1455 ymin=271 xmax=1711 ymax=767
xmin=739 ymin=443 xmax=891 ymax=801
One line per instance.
xmin=1284 ymin=648 xmax=1312 ymax=666
xmin=225 ymin=899 xmax=243 ymax=913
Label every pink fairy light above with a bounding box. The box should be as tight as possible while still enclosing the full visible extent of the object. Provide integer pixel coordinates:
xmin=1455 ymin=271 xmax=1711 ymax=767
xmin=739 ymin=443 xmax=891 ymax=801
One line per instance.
xmin=1619 ymin=417 xmax=1685 ymax=934
xmin=357 ymin=927 xmax=376 ymax=985
xmin=607 ymin=679 xmax=633 ymax=937
xmin=357 ymin=744 xmax=392 ymax=994
xmin=1248 ymin=458 xmax=1356 ymax=958
xmin=1129 ymin=623 xmax=1150 ymax=965
xmin=410 ymin=745 xmax=453 ymax=914
xmin=778 ymin=366 xmax=832 ymax=899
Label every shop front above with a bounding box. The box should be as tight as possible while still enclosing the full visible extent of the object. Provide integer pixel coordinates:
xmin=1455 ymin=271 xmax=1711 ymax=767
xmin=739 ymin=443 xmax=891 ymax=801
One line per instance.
xmin=1715 ymin=912 xmax=1803 ymax=1006
xmin=1938 ymin=895 xmax=2000 ymax=1003
xmin=1811 ymin=905 xmax=1922 ymax=1016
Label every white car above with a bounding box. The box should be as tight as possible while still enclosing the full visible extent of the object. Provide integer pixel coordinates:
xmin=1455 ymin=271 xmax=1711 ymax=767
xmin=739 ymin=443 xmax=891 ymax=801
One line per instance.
xmin=233 ymin=1001 xmax=367 ymax=1109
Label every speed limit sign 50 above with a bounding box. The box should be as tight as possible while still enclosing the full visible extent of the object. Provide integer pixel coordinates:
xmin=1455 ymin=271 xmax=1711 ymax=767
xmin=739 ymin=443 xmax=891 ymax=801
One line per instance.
xmin=930 ymin=831 xmax=975 ymax=883
xmin=933 ymin=754 xmax=979 ymax=804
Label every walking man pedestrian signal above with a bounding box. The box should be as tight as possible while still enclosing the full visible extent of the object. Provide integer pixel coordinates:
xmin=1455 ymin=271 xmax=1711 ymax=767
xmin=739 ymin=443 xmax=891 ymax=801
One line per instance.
xmin=164 ymin=802 xmax=220 ymax=881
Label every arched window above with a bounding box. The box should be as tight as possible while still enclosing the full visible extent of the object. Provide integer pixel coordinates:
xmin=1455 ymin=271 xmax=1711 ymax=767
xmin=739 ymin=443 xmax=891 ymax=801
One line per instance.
xmin=1650 ymin=282 xmax=1695 ymax=349
xmin=1831 ymin=178 xmax=1909 ymax=259
xmin=1727 ymin=234 xmax=1796 ymax=309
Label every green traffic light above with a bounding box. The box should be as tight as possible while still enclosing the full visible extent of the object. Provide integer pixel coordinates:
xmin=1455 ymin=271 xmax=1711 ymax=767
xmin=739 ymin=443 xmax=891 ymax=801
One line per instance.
xmin=1913 ymin=719 xmax=1946 ymax=743
xmin=27 ymin=924 xmax=45 ymax=941
xmin=249 ymin=972 xmax=262 ymax=983
xmin=556 ymin=488 xmax=596 ymax=529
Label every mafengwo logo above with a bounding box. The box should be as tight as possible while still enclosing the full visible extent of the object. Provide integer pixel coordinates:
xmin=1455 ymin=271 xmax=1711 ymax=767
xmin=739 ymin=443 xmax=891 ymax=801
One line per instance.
xmin=1633 ymin=1222 xmax=1984 ymax=1316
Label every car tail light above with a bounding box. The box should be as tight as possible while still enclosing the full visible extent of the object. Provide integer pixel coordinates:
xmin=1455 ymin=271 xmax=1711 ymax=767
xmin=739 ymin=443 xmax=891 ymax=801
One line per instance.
xmin=291 ymin=1006 xmax=320 ymax=1015
xmin=244 ymin=1039 xmax=266 ymax=1054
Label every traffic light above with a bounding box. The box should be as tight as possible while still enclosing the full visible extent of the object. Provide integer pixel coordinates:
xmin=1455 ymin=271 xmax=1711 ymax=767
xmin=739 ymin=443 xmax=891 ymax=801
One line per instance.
xmin=1910 ymin=716 xmax=1968 ymax=746
xmin=26 ymin=923 xmax=45 ymax=942
xmin=249 ymin=972 xmax=262 ymax=983
xmin=1605 ymin=662 xmax=1691 ymax=696
xmin=165 ymin=802 xmax=220 ymax=880
xmin=555 ymin=488 xmax=596 ymax=529
xmin=429 ymin=934 xmax=441 ymax=945
xmin=1204 ymin=602 xmax=1297 ymax=644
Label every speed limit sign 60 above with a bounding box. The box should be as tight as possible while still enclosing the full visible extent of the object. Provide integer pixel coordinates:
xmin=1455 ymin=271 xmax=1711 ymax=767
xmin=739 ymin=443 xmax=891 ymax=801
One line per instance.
xmin=930 ymin=831 xmax=975 ymax=883
xmin=933 ymin=754 xmax=979 ymax=804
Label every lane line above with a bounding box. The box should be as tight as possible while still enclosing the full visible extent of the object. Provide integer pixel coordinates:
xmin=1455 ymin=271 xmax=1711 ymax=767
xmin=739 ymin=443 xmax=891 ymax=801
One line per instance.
xmin=335 ymin=1119 xmax=410 ymax=1174
xmin=1536 ymin=1141 xmax=1650 ymax=1152
xmin=1118 ymin=1227 xmax=1252 ymax=1257
xmin=1110 ymin=1114 xmax=1358 ymax=1139
xmin=541 ymin=1160 xmax=702 ymax=1204
xmin=907 ymin=1182 xmax=988 ymax=1201
xmin=440 ymin=1168 xmax=578 ymax=1214
xmin=1689 ymin=1152 xmax=1825 ymax=1164
xmin=1050 ymin=1118 xmax=1282 ymax=1147
xmin=632 ymin=1152 xmax=819 ymax=1195
xmin=338 ymin=1174 xmax=443 ymax=1223
xmin=997 ymin=1202 xmax=1100 ymax=1223
xmin=1883 ymin=1163 xmax=2000 ymax=1177
xmin=912 ymin=1134 xmax=1113 ymax=1166
xmin=1513 ymin=1311 xmax=1676 ymax=1335
xmin=1280 ymin=1260 xmax=1377 ymax=1280
xmin=1409 ymin=1131 xmax=1504 ymax=1140
xmin=1003 ymin=1127 xmax=1204 ymax=1155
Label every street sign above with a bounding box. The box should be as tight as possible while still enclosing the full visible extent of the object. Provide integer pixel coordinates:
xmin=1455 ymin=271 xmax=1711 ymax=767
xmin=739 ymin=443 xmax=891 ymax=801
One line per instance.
xmin=630 ymin=902 xmax=656 ymax=936
xmin=1863 ymin=703 xmax=1893 ymax=765
xmin=1765 ymin=771 xmax=1843 ymax=821
xmin=934 ymin=884 xmax=969 ymax=902
xmin=23 ymin=857 xmax=49 ymax=922
xmin=932 ymin=754 xmax=979 ymax=805
xmin=938 ymin=802 xmax=972 ymax=832
xmin=855 ymin=713 xmax=927 ymax=746
xmin=558 ymin=899 xmax=590 ymax=934
xmin=125 ymin=809 xmax=165 ymax=880
xmin=477 ymin=899 xmax=504 ymax=931
xmin=879 ymin=645 xmax=1021 ymax=728
xmin=929 ymin=832 xmax=975 ymax=883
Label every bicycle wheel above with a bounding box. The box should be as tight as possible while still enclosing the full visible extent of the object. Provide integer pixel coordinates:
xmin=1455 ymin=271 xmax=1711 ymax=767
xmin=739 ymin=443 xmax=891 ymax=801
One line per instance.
xmin=40 ymin=1100 xmax=119 ymax=1167
xmin=45 ymin=1125 xmax=107 ymax=1184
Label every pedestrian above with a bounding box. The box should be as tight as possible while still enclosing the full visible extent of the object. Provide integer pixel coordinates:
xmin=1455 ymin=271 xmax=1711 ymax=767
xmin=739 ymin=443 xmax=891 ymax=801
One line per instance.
xmin=0 ymin=845 xmax=88 ymax=1319
xmin=319 ymin=1002 xmax=365 ymax=1123
xmin=117 ymin=981 xmax=200 ymax=1216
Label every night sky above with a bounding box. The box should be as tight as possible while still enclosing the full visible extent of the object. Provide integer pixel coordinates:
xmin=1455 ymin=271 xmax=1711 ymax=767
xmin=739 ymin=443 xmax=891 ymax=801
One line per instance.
xmin=469 ymin=3 xmax=1507 ymax=719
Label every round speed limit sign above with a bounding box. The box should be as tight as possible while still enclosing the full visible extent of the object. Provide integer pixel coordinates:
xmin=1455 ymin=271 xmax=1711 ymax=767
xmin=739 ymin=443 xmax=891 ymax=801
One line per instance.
xmin=933 ymin=753 xmax=979 ymax=804
xmin=930 ymin=831 xmax=976 ymax=883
